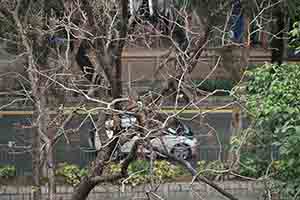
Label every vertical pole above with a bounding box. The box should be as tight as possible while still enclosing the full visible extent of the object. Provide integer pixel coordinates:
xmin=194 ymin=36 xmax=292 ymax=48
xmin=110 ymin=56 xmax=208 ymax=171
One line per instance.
xmin=128 ymin=62 xmax=131 ymax=96
xmin=228 ymin=107 xmax=242 ymax=165
xmin=148 ymin=0 xmax=154 ymax=16
xmin=129 ymin=0 xmax=134 ymax=15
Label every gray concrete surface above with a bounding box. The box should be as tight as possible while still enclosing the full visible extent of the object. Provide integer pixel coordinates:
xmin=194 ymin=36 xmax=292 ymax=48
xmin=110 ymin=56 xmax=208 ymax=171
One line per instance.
xmin=0 ymin=182 xmax=264 ymax=200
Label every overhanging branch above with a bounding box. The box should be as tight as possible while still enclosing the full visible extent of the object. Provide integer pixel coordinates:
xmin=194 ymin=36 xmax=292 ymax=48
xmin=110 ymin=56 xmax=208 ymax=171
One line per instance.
xmin=91 ymin=138 xmax=141 ymax=185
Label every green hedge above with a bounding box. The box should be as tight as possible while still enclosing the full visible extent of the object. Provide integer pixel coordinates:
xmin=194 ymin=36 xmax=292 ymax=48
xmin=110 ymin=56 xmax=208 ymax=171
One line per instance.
xmin=132 ymin=79 xmax=235 ymax=96
xmin=193 ymin=79 xmax=234 ymax=94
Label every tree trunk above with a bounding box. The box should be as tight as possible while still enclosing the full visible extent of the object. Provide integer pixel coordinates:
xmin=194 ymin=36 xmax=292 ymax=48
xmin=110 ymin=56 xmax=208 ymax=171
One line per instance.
xmin=71 ymin=152 xmax=111 ymax=200
xmin=32 ymin=126 xmax=41 ymax=200
xmin=70 ymin=177 xmax=97 ymax=200
xmin=111 ymin=57 xmax=123 ymax=99
xmin=47 ymin=143 xmax=56 ymax=200
xmin=71 ymin=1 xmax=129 ymax=199
xmin=271 ymin=5 xmax=285 ymax=65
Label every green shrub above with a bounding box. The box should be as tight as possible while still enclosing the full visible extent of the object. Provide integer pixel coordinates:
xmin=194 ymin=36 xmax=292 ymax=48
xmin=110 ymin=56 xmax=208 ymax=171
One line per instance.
xmin=290 ymin=21 xmax=300 ymax=54
xmin=0 ymin=165 xmax=16 ymax=178
xmin=153 ymin=160 xmax=182 ymax=180
xmin=110 ymin=160 xmax=184 ymax=186
xmin=243 ymin=63 xmax=300 ymax=197
xmin=239 ymin=155 xmax=260 ymax=178
xmin=196 ymin=160 xmax=225 ymax=179
xmin=126 ymin=160 xmax=151 ymax=186
xmin=196 ymin=160 xmax=206 ymax=172
xmin=56 ymin=163 xmax=87 ymax=186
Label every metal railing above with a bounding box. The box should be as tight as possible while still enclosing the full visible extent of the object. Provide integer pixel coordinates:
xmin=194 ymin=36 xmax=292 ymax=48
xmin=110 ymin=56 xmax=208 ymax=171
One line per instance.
xmin=0 ymin=145 xmax=280 ymax=176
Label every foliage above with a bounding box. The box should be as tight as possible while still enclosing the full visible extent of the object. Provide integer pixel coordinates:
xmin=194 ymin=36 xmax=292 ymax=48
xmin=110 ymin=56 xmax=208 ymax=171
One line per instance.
xmin=286 ymin=0 xmax=300 ymax=20
xmin=110 ymin=160 xmax=184 ymax=186
xmin=196 ymin=160 xmax=226 ymax=179
xmin=0 ymin=165 xmax=16 ymax=178
xmin=125 ymin=160 xmax=151 ymax=186
xmin=238 ymin=152 xmax=269 ymax=178
xmin=230 ymin=129 xmax=271 ymax=178
xmin=243 ymin=63 xmax=300 ymax=198
xmin=153 ymin=160 xmax=184 ymax=180
xmin=290 ymin=21 xmax=300 ymax=54
xmin=196 ymin=160 xmax=206 ymax=171
xmin=56 ymin=163 xmax=88 ymax=186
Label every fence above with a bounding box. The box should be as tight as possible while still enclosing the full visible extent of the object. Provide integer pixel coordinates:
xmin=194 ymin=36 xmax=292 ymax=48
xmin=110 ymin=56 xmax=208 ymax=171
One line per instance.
xmin=0 ymin=145 xmax=97 ymax=176
xmin=0 ymin=145 xmax=280 ymax=176
xmin=0 ymin=145 xmax=230 ymax=176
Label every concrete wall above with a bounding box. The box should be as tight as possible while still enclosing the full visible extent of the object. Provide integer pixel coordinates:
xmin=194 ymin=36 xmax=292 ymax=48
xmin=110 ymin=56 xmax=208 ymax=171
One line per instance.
xmin=121 ymin=47 xmax=271 ymax=83
xmin=0 ymin=181 xmax=264 ymax=200
xmin=0 ymin=47 xmax=271 ymax=92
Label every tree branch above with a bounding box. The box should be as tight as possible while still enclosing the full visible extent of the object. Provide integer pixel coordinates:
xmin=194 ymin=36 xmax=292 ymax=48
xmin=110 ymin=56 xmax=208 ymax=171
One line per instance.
xmin=152 ymin=146 xmax=239 ymax=200
xmin=91 ymin=138 xmax=141 ymax=184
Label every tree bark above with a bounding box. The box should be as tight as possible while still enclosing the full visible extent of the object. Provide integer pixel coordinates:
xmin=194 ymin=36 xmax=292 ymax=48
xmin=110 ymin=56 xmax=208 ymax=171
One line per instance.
xmin=32 ymin=125 xmax=42 ymax=200
xmin=71 ymin=112 xmax=116 ymax=200
xmin=271 ymin=5 xmax=285 ymax=65
xmin=47 ymin=143 xmax=56 ymax=200
xmin=71 ymin=139 xmax=117 ymax=200
xmin=71 ymin=136 xmax=141 ymax=200
xmin=12 ymin=2 xmax=54 ymax=199
xmin=71 ymin=177 xmax=97 ymax=200
xmin=11 ymin=3 xmax=43 ymax=198
xmin=111 ymin=57 xmax=123 ymax=99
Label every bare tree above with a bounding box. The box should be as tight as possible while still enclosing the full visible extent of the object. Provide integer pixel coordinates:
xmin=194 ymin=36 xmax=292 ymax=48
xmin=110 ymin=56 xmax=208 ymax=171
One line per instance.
xmin=0 ymin=0 xmax=286 ymax=200
xmin=0 ymin=1 xmax=77 ymax=199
